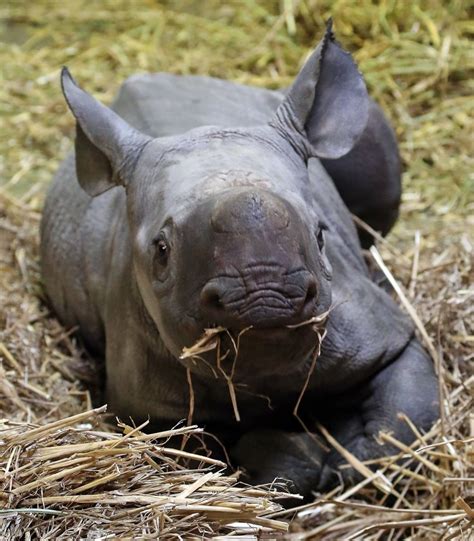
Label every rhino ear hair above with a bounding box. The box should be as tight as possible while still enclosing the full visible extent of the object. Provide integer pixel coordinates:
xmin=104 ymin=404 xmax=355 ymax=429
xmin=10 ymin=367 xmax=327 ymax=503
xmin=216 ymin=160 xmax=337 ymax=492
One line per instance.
xmin=273 ymin=20 xmax=369 ymax=160
xmin=61 ymin=67 xmax=151 ymax=197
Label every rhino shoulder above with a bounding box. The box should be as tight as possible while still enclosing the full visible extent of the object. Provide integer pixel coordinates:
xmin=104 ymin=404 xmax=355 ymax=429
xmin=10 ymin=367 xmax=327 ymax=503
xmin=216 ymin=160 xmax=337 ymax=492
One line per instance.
xmin=314 ymin=267 xmax=414 ymax=394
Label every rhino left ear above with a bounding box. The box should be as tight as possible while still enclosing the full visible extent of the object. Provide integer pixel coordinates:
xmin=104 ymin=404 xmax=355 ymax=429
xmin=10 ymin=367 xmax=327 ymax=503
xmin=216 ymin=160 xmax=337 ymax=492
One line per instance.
xmin=272 ymin=20 xmax=369 ymax=160
xmin=61 ymin=67 xmax=151 ymax=197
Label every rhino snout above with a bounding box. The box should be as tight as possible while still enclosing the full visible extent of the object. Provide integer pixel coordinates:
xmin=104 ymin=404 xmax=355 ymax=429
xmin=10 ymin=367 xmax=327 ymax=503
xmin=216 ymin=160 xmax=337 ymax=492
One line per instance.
xmin=199 ymin=266 xmax=317 ymax=328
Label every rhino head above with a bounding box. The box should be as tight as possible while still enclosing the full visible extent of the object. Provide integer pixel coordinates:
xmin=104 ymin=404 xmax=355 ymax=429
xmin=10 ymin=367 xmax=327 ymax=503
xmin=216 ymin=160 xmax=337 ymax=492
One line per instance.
xmin=61 ymin=22 xmax=369 ymax=379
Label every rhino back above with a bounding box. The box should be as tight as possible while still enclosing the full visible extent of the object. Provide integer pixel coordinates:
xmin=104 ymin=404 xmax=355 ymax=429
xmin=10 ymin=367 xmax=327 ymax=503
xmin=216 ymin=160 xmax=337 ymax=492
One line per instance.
xmin=110 ymin=73 xmax=284 ymax=137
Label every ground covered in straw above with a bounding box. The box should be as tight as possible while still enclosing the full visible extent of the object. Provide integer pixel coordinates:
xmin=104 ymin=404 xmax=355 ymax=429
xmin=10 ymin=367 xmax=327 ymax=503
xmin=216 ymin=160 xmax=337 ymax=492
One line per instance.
xmin=1 ymin=1 xmax=473 ymax=539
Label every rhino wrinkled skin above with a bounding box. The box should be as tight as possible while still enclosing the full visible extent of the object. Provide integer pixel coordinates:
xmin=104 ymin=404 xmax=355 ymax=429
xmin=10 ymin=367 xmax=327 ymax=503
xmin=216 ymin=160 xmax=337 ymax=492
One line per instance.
xmin=40 ymin=25 xmax=438 ymax=496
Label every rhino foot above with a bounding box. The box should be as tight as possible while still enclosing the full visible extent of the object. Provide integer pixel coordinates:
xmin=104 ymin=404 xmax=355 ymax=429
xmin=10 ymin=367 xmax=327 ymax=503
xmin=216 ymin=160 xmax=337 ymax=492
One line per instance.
xmin=318 ymin=339 xmax=439 ymax=490
xmin=231 ymin=429 xmax=326 ymax=499
xmin=232 ymin=339 xmax=438 ymax=499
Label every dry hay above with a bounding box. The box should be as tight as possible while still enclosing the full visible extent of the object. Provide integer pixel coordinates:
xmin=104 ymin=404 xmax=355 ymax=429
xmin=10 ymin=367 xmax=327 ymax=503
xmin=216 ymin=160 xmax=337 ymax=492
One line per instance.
xmin=0 ymin=407 xmax=289 ymax=538
xmin=0 ymin=0 xmax=473 ymax=539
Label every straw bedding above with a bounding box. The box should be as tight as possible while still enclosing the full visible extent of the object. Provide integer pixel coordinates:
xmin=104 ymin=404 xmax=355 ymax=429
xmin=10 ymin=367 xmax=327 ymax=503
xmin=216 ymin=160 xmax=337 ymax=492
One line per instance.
xmin=0 ymin=1 xmax=472 ymax=538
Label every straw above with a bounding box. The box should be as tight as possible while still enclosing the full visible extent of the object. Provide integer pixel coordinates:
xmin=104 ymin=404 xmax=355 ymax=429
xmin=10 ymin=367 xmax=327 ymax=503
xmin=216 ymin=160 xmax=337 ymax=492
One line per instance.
xmin=1 ymin=0 xmax=472 ymax=537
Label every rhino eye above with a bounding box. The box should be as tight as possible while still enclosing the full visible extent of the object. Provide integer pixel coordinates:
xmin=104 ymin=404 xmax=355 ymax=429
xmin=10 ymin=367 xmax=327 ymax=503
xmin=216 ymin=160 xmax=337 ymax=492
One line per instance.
xmin=153 ymin=233 xmax=170 ymax=266
xmin=317 ymin=229 xmax=324 ymax=250
xmin=316 ymin=223 xmax=327 ymax=251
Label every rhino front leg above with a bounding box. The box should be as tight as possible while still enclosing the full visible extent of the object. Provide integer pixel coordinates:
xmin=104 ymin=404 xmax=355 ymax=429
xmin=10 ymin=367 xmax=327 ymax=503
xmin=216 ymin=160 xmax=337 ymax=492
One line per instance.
xmin=104 ymin=315 xmax=189 ymax=427
xmin=231 ymin=429 xmax=327 ymax=498
xmin=318 ymin=338 xmax=439 ymax=489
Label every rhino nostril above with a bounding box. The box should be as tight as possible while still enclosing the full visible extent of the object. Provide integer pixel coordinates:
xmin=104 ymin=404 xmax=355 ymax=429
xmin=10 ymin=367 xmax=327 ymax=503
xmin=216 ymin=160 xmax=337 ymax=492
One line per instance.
xmin=201 ymin=284 xmax=224 ymax=311
xmin=304 ymin=276 xmax=318 ymax=306
xmin=209 ymin=293 xmax=223 ymax=309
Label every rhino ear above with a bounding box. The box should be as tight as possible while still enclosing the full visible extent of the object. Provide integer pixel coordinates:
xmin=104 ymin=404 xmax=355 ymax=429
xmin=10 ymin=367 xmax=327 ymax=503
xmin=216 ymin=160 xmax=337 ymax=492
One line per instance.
xmin=273 ymin=20 xmax=369 ymax=160
xmin=61 ymin=67 xmax=151 ymax=197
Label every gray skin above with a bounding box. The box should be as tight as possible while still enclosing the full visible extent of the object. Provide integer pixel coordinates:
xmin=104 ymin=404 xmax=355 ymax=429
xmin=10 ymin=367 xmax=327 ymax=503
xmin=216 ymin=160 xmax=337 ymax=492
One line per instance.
xmin=40 ymin=26 xmax=438 ymax=497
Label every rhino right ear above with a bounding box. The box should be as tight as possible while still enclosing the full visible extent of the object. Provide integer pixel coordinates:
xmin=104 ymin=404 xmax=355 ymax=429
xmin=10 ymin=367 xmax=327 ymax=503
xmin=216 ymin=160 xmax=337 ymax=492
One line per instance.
xmin=61 ymin=67 xmax=151 ymax=197
xmin=272 ymin=20 xmax=369 ymax=160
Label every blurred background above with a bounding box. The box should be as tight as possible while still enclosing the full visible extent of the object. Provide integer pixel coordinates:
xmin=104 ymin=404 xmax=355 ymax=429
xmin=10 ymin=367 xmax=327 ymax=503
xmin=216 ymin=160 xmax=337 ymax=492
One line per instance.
xmin=0 ymin=0 xmax=472 ymax=236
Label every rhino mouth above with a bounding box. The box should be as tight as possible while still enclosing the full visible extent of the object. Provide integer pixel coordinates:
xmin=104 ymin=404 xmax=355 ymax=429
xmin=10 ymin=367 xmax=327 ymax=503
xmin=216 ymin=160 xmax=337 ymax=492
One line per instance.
xmin=180 ymin=310 xmax=329 ymax=374
xmin=218 ymin=309 xmax=330 ymax=338
xmin=244 ymin=326 xmax=297 ymax=338
xmin=233 ymin=325 xmax=320 ymax=346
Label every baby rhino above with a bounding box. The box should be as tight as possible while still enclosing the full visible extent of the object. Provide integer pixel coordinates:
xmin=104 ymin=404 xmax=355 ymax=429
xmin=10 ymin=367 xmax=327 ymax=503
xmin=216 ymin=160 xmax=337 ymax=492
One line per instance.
xmin=41 ymin=24 xmax=438 ymax=496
